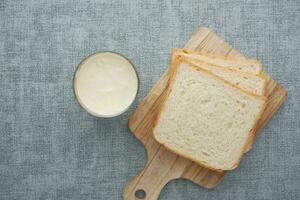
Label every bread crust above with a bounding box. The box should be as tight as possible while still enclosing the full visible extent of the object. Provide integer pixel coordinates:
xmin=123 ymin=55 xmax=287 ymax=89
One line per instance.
xmin=181 ymin=57 xmax=267 ymax=102
xmin=173 ymin=48 xmax=263 ymax=66
xmin=153 ymin=57 xmax=267 ymax=171
xmin=173 ymin=48 xmax=268 ymax=96
xmin=181 ymin=57 xmax=268 ymax=97
xmin=173 ymin=48 xmax=263 ymax=74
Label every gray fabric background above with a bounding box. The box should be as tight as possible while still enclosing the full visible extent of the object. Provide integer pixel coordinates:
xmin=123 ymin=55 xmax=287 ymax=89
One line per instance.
xmin=0 ymin=0 xmax=299 ymax=199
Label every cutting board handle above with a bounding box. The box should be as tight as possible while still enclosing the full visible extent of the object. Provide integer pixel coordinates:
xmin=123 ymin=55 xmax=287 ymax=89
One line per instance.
xmin=122 ymin=167 xmax=166 ymax=200
xmin=123 ymin=145 xmax=185 ymax=200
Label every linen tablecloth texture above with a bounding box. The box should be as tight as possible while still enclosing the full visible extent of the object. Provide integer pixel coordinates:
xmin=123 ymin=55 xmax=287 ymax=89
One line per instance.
xmin=0 ymin=0 xmax=299 ymax=199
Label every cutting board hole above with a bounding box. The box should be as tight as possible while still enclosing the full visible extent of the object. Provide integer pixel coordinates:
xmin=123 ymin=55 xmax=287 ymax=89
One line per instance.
xmin=135 ymin=189 xmax=146 ymax=199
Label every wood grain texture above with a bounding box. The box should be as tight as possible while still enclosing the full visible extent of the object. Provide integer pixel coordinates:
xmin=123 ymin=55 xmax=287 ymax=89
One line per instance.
xmin=123 ymin=27 xmax=287 ymax=200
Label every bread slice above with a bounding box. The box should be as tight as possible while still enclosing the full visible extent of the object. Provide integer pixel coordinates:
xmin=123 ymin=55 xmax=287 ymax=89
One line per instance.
xmin=172 ymin=51 xmax=268 ymax=155
xmin=153 ymin=59 xmax=266 ymax=171
xmin=173 ymin=48 xmax=263 ymax=75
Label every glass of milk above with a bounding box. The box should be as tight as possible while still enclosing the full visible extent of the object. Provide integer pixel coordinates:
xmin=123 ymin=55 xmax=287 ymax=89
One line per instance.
xmin=73 ymin=52 xmax=139 ymax=118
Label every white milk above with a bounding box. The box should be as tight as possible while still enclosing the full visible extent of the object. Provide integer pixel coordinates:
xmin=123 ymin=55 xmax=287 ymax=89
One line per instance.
xmin=73 ymin=52 xmax=138 ymax=117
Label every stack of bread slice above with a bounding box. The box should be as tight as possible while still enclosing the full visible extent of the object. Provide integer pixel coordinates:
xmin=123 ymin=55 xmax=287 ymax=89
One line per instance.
xmin=153 ymin=49 xmax=269 ymax=171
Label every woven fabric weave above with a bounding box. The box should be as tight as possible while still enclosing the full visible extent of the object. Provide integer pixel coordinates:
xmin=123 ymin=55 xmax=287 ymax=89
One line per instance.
xmin=0 ymin=0 xmax=299 ymax=199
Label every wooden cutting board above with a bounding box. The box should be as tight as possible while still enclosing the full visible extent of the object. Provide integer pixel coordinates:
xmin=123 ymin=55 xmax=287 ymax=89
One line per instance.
xmin=122 ymin=27 xmax=287 ymax=200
